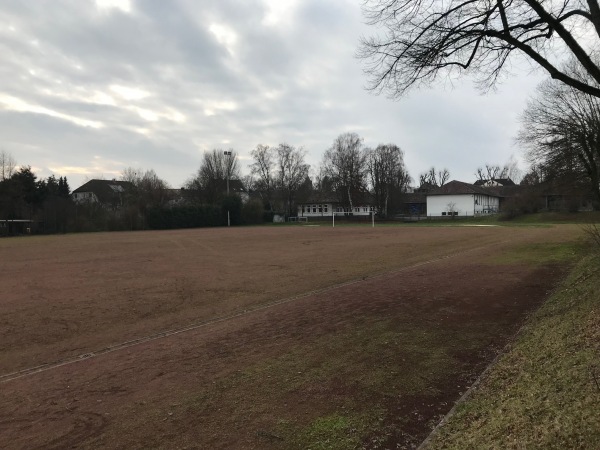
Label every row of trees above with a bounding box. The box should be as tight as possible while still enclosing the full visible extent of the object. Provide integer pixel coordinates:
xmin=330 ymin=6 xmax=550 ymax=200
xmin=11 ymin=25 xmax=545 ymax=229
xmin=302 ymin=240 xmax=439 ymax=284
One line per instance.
xmin=244 ymin=134 xmax=414 ymax=218
xmin=519 ymin=62 xmax=600 ymax=208
xmin=182 ymin=135 xmax=415 ymax=219
xmin=0 ymin=136 xmax=538 ymax=236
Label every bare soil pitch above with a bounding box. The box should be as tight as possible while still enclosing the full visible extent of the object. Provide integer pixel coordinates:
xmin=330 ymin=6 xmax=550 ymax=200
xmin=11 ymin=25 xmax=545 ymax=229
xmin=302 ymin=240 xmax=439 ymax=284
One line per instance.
xmin=0 ymin=225 xmax=579 ymax=449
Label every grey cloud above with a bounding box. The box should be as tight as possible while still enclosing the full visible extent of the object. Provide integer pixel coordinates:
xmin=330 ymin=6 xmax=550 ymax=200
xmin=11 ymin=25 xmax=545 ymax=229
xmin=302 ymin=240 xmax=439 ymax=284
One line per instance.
xmin=0 ymin=0 xmax=545 ymax=189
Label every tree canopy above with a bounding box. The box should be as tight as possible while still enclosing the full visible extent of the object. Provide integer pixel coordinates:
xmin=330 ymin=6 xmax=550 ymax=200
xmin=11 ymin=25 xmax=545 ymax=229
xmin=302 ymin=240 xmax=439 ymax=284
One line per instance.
xmin=359 ymin=0 xmax=600 ymax=98
xmin=322 ymin=133 xmax=369 ymax=209
xmin=519 ymin=62 xmax=600 ymax=207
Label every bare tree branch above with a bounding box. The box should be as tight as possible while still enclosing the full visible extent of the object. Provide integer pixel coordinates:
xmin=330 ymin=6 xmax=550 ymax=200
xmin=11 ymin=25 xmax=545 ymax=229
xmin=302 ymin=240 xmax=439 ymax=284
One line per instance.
xmin=519 ymin=60 xmax=600 ymax=208
xmin=323 ymin=133 xmax=368 ymax=209
xmin=359 ymin=0 xmax=600 ymax=97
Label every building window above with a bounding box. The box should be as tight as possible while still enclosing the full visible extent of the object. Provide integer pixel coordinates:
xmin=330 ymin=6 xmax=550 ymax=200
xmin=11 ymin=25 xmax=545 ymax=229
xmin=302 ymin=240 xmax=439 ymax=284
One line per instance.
xmin=442 ymin=212 xmax=447 ymax=216
xmin=312 ymin=205 xmax=317 ymax=213
xmin=319 ymin=205 xmax=323 ymax=213
xmin=324 ymin=205 xmax=328 ymax=213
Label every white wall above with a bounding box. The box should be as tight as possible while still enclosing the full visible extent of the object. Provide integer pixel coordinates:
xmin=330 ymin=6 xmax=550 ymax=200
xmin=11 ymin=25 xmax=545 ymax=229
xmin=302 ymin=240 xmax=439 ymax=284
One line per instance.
xmin=427 ymin=194 xmax=474 ymax=216
xmin=473 ymin=193 xmax=499 ymax=214
xmin=427 ymin=194 xmax=499 ymax=216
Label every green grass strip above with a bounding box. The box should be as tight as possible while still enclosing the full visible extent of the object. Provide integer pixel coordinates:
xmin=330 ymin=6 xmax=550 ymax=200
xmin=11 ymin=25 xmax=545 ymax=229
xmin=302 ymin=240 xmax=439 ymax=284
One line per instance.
xmin=425 ymin=252 xmax=600 ymax=449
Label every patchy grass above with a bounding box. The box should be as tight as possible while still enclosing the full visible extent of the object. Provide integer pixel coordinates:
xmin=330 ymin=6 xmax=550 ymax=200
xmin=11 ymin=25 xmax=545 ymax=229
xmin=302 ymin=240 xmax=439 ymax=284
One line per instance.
xmin=1 ymin=226 xmax=582 ymax=449
xmin=397 ymin=211 xmax=600 ymax=227
xmin=489 ymin=241 xmax=583 ymax=266
xmin=425 ymin=252 xmax=600 ymax=449
xmin=278 ymin=413 xmax=374 ymax=450
xmin=172 ymin=320 xmax=505 ymax=450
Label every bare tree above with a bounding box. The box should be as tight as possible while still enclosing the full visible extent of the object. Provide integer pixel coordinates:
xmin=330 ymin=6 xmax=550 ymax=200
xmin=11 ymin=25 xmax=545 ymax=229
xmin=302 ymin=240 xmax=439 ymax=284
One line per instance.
xmin=137 ymin=170 xmax=171 ymax=208
xmin=241 ymin=174 xmax=255 ymax=192
xmin=0 ymin=151 xmax=16 ymax=181
xmin=475 ymin=164 xmax=509 ymax=181
xmin=446 ymin=201 xmax=457 ymax=218
xmin=186 ymin=149 xmax=240 ymax=204
xmin=520 ymin=164 xmax=544 ymax=185
xmin=120 ymin=167 xmax=140 ymax=185
xmin=366 ymin=143 xmax=411 ymax=217
xmin=504 ymin=155 xmax=523 ymax=183
xmin=120 ymin=167 xmax=172 ymax=228
xmin=476 ymin=158 xmax=522 ymax=183
xmin=419 ymin=167 xmax=450 ymax=187
xmin=250 ymin=144 xmax=275 ymax=211
xmin=519 ymin=62 xmax=600 ymax=208
xmin=314 ymin=167 xmax=331 ymax=193
xmin=276 ymin=143 xmax=310 ymax=217
xmin=323 ymin=132 xmax=368 ymax=210
xmin=359 ymin=0 xmax=600 ymax=98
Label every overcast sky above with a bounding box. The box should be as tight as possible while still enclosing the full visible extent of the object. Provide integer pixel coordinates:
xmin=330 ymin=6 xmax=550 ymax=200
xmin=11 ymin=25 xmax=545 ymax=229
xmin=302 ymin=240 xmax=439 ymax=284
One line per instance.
xmin=1 ymin=0 xmax=546 ymax=189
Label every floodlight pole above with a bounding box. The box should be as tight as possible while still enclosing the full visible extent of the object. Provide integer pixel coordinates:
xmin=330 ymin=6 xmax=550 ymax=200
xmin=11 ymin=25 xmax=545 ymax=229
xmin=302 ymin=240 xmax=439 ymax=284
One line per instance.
xmin=224 ymin=150 xmax=232 ymax=227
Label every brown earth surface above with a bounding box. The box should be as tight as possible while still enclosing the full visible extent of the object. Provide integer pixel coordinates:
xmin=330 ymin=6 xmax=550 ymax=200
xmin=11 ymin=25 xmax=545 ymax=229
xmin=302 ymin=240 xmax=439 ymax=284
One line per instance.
xmin=0 ymin=225 xmax=580 ymax=449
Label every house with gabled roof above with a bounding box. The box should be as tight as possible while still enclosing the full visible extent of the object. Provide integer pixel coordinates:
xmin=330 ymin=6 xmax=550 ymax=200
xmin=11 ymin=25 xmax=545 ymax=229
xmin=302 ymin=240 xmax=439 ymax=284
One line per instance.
xmin=72 ymin=179 xmax=134 ymax=209
xmin=426 ymin=180 xmax=502 ymax=217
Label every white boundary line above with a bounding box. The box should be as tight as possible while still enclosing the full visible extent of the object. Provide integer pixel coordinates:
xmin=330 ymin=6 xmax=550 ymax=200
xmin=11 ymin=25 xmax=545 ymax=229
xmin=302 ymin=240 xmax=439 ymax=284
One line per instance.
xmin=0 ymin=240 xmax=509 ymax=384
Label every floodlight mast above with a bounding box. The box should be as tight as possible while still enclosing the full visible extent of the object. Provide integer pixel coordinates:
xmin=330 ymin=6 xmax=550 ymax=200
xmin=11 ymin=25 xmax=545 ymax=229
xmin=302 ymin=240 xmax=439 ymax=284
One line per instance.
xmin=224 ymin=150 xmax=232 ymax=227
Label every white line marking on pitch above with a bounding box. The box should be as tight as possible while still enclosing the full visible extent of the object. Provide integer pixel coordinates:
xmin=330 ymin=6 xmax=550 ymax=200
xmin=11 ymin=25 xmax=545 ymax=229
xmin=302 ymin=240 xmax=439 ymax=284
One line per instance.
xmin=0 ymin=239 xmax=509 ymax=384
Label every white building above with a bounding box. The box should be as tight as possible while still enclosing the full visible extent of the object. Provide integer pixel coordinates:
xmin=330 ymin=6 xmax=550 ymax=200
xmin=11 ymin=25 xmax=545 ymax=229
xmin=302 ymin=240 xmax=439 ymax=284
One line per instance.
xmin=297 ymin=196 xmax=375 ymax=218
xmin=426 ymin=180 xmax=501 ymax=217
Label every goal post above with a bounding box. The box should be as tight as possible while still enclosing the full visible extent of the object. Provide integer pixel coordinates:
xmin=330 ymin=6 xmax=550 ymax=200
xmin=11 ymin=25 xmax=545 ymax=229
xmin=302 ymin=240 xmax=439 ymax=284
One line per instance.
xmin=288 ymin=216 xmax=308 ymax=223
xmin=331 ymin=210 xmax=376 ymax=228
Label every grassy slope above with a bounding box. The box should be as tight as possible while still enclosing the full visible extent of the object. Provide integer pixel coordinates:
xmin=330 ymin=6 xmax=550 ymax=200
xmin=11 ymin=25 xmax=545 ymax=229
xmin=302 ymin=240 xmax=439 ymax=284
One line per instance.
xmin=425 ymin=250 xmax=600 ymax=449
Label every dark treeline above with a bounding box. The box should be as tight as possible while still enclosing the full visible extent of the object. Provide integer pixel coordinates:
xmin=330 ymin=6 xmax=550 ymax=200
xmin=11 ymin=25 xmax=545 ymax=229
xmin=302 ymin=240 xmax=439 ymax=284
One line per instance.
xmin=0 ymin=162 xmax=73 ymax=234
xmin=2 ymin=113 xmax=597 ymax=237
xmin=0 ymin=149 xmax=271 ymax=235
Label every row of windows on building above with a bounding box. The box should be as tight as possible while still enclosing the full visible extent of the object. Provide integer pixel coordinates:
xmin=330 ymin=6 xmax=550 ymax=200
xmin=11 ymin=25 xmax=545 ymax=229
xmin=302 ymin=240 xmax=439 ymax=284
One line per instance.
xmin=300 ymin=204 xmax=375 ymax=214
xmin=74 ymin=192 xmax=94 ymax=199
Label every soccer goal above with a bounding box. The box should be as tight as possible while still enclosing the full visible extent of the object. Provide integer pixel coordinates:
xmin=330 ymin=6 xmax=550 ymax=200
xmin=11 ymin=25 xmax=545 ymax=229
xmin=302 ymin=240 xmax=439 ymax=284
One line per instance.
xmin=332 ymin=211 xmax=375 ymax=228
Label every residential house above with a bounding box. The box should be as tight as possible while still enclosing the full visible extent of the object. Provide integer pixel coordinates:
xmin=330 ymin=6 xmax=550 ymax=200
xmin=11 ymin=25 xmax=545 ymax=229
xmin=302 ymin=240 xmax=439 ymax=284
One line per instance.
xmin=72 ymin=179 xmax=134 ymax=208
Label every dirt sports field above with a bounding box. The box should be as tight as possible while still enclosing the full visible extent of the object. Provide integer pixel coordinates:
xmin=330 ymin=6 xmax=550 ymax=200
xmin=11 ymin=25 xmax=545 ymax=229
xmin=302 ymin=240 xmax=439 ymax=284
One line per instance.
xmin=0 ymin=224 xmax=581 ymax=449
